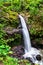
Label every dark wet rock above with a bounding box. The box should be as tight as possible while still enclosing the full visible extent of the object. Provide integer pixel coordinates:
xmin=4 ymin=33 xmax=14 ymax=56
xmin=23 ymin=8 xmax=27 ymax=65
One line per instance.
xmin=11 ymin=45 xmax=24 ymax=59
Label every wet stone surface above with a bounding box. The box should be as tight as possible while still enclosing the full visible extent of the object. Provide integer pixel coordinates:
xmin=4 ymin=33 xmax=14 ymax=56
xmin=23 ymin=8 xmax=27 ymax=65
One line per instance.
xmin=40 ymin=49 xmax=43 ymax=59
xmin=11 ymin=45 xmax=25 ymax=59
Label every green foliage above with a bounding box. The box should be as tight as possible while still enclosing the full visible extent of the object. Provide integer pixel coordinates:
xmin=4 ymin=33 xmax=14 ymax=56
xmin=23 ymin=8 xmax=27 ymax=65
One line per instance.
xmin=0 ymin=24 xmax=11 ymax=57
xmin=3 ymin=56 xmax=19 ymax=65
xmin=0 ymin=45 xmax=11 ymax=56
xmin=0 ymin=0 xmax=3 ymax=6
xmin=3 ymin=56 xmax=31 ymax=65
xmin=14 ymin=34 xmax=21 ymax=45
xmin=24 ymin=0 xmax=43 ymax=15
xmin=30 ymin=27 xmax=43 ymax=36
xmin=3 ymin=0 xmax=21 ymax=11
xmin=11 ymin=0 xmax=21 ymax=11
xmin=0 ymin=0 xmax=43 ymax=14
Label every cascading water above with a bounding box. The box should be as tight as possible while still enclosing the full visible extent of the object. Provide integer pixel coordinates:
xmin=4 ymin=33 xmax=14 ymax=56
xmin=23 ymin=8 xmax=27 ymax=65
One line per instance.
xmin=19 ymin=15 xmax=43 ymax=65
xmin=19 ymin=15 xmax=31 ymax=53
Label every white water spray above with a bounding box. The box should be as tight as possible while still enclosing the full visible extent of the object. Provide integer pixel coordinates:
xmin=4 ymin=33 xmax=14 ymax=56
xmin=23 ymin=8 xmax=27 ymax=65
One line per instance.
xmin=19 ymin=15 xmax=43 ymax=65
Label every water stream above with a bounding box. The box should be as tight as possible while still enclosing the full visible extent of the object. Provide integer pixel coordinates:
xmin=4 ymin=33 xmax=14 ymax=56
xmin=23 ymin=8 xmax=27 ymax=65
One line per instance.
xmin=19 ymin=15 xmax=43 ymax=65
xmin=19 ymin=15 xmax=31 ymax=53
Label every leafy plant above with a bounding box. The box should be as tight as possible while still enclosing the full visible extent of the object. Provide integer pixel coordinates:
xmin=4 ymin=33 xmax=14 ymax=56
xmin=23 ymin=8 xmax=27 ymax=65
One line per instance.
xmin=0 ymin=0 xmax=43 ymax=14
xmin=3 ymin=56 xmax=19 ymax=65
xmin=3 ymin=56 xmax=31 ymax=65
xmin=23 ymin=0 xmax=43 ymax=15
xmin=0 ymin=24 xmax=11 ymax=57
xmin=0 ymin=45 xmax=11 ymax=56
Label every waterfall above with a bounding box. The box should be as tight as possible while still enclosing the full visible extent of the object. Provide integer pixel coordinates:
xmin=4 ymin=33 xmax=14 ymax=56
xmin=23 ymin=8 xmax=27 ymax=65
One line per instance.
xmin=19 ymin=15 xmax=31 ymax=53
xmin=19 ymin=15 xmax=43 ymax=65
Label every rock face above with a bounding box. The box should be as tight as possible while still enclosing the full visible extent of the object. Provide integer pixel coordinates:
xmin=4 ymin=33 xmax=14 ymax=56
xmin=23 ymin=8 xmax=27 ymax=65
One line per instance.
xmin=11 ymin=45 xmax=24 ymax=59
